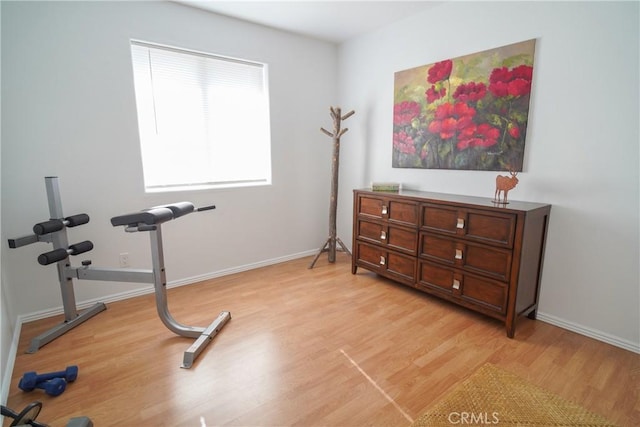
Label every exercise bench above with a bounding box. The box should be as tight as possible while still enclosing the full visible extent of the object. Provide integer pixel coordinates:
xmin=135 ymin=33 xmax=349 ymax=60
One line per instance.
xmin=7 ymin=176 xmax=230 ymax=368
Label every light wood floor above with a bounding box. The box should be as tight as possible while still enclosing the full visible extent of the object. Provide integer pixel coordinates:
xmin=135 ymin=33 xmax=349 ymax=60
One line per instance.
xmin=4 ymin=254 xmax=639 ymax=426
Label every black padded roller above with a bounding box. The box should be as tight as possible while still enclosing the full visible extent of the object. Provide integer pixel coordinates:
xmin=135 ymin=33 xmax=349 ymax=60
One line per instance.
xmin=68 ymin=240 xmax=93 ymax=255
xmin=38 ymin=248 xmax=69 ymax=265
xmin=111 ymin=207 xmax=174 ymax=227
xmin=33 ymin=219 xmax=64 ymax=236
xmin=65 ymin=214 xmax=90 ymax=227
xmin=152 ymin=202 xmax=195 ymax=219
xmin=111 ymin=202 xmax=197 ymax=228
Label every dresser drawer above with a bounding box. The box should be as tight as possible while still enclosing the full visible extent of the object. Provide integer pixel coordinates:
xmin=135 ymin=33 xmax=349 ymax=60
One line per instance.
xmin=358 ymin=194 xmax=418 ymax=226
xmin=419 ymin=233 xmax=512 ymax=281
xmin=421 ymin=204 xmax=516 ymax=248
xmin=417 ymin=261 xmax=507 ymax=314
xmin=355 ymin=241 xmax=416 ymax=285
xmin=357 ymin=219 xmax=417 ymax=255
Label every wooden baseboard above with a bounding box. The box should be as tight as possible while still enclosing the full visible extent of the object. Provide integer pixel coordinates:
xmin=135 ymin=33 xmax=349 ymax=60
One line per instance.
xmin=537 ymin=311 xmax=640 ymax=354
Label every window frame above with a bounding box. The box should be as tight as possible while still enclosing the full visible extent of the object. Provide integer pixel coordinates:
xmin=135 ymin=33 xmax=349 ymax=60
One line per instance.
xmin=130 ymin=40 xmax=273 ymax=193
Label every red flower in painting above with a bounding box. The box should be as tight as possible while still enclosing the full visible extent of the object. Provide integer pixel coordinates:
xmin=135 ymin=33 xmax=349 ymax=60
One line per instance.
xmin=511 ymin=64 xmax=533 ymax=80
xmin=426 ymin=85 xmax=446 ymax=103
xmin=508 ymin=124 xmax=520 ymax=138
xmin=489 ymin=81 xmax=509 ymax=97
xmin=474 ymin=123 xmax=501 ymax=146
xmin=488 ymin=65 xmax=533 ymax=98
xmin=457 ymin=123 xmax=500 ymax=150
xmin=453 ymin=82 xmax=487 ymax=102
xmin=393 ymin=101 xmax=421 ymax=126
xmin=428 ymin=102 xmax=476 ymax=140
xmin=393 ymin=131 xmax=416 ymax=154
xmin=429 ymin=117 xmax=457 ymax=140
xmin=427 ymin=60 xmax=453 ymax=84
xmin=434 ymin=102 xmax=476 ymax=120
xmin=489 ymin=67 xmax=512 ymax=84
xmin=489 ymin=67 xmax=510 ymax=97
xmin=508 ymin=78 xmax=531 ymax=97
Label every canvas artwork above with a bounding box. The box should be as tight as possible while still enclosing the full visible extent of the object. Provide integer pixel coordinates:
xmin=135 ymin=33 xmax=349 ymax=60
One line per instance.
xmin=392 ymin=39 xmax=536 ymax=171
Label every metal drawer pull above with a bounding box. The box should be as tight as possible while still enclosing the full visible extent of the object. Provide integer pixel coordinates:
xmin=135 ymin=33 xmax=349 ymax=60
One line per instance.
xmin=452 ymin=279 xmax=461 ymax=290
xmin=456 ymin=218 xmax=465 ymax=229
xmin=380 ymin=256 xmax=386 ymax=265
xmin=382 ymin=206 xmax=388 ymax=215
xmin=380 ymin=231 xmax=387 ymax=240
xmin=455 ymin=249 xmax=463 ymax=260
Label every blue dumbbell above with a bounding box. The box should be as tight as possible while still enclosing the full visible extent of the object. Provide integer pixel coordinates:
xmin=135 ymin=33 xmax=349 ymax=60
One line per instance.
xmin=19 ymin=366 xmax=78 ymax=392
xmin=31 ymin=377 xmax=67 ymax=397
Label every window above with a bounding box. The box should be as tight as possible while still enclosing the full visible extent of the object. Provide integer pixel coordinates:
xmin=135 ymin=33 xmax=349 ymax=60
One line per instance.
xmin=130 ymin=41 xmax=272 ymax=192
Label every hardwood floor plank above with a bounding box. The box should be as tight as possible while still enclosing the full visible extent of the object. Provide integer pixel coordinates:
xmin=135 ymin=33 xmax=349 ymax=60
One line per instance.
xmin=4 ymin=254 xmax=639 ymax=426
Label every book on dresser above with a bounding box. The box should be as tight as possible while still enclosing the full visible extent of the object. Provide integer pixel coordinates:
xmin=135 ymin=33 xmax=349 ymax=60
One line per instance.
xmin=351 ymin=189 xmax=551 ymax=338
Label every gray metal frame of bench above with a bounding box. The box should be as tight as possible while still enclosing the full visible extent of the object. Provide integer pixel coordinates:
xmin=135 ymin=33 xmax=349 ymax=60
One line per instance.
xmin=8 ymin=176 xmax=230 ymax=368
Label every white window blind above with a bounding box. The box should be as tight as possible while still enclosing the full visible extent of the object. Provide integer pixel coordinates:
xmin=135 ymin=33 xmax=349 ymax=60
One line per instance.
xmin=130 ymin=41 xmax=272 ymax=192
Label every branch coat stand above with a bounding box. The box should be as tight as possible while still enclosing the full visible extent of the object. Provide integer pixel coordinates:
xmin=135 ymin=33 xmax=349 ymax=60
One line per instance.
xmin=309 ymin=106 xmax=355 ymax=268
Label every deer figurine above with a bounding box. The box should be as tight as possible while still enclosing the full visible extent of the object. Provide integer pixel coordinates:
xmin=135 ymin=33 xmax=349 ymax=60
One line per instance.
xmin=494 ymin=170 xmax=519 ymax=204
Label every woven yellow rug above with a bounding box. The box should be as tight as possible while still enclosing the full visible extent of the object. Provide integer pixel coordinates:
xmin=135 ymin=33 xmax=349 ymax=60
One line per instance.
xmin=411 ymin=363 xmax=617 ymax=426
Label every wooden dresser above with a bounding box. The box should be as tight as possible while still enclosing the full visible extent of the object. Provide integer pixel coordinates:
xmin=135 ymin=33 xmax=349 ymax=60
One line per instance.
xmin=351 ymin=189 xmax=551 ymax=338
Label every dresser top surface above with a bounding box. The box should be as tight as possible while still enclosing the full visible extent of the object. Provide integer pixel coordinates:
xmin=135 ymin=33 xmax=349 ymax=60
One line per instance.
xmin=354 ymin=189 xmax=551 ymax=213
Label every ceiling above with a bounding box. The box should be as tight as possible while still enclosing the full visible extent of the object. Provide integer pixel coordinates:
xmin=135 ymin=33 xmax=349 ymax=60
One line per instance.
xmin=175 ymin=1 xmax=444 ymax=44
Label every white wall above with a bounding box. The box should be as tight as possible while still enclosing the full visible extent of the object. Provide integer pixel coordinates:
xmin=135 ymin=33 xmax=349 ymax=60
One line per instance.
xmin=338 ymin=1 xmax=639 ymax=350
xmin=1 ymin=0 xmax=337 ymax=391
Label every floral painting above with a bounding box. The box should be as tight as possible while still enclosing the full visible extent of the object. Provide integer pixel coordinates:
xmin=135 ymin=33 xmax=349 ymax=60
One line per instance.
xmin=392 ymin=39 xmax=536 ymax=171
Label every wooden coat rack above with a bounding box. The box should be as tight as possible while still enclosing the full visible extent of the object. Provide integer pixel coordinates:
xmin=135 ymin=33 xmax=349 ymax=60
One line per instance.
xmin=309 ymin=106 xmax=355 ymax=269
